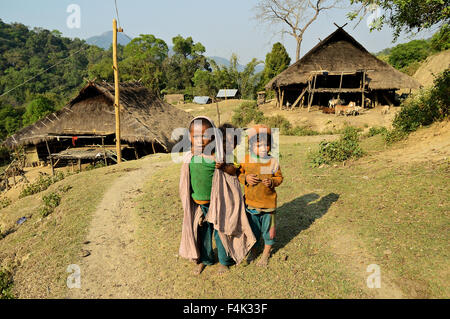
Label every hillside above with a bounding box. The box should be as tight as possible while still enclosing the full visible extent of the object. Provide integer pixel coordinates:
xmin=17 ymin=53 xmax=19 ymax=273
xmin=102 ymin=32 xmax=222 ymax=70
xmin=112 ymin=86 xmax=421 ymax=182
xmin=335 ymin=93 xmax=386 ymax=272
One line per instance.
xmin=0 ymin=120 xmax=448 ymax=298
xmin=86 ymin=31 xmax=133 ymax=49
xmin=413 ymin=50 xmax=450 ymax=87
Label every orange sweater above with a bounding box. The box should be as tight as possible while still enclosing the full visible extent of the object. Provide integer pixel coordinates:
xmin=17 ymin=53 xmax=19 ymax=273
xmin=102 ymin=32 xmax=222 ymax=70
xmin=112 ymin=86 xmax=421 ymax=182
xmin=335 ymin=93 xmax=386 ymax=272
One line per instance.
xmin=238 ymin=154 xmax=283 ymax=209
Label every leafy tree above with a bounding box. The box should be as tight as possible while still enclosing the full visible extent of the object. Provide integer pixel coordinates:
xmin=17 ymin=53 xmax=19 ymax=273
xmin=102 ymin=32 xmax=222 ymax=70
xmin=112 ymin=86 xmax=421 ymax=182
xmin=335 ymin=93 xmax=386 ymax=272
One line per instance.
xmin=164 ymin=35 xmax=210 ymax=91
xmin=0 ymin=104 xmax=23 ymax=139
xmin=431 ymin=24 xmax=450 ymax=52
xmin=22 ymin=95 xmax=55 ymax=126
xmin=349 ymin=0 xmax=450 ymax=39
xmin=121 ymin=35 xmax=169 ymax=92
xmin=388 ymin=40 xmax=431 ymax=69
xmin=260 ymin=42 xmax=291 ymax=89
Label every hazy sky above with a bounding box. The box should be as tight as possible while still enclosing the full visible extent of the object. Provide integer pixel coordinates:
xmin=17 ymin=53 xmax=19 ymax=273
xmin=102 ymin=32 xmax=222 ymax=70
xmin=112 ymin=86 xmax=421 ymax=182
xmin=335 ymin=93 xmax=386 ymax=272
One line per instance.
xmin=0 ymin=0 xmax=436 ymax=64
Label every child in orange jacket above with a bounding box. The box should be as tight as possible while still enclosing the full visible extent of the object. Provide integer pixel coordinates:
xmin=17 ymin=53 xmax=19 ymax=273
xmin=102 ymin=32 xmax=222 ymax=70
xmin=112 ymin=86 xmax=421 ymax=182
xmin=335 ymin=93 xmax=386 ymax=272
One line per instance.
xmin=238 ymin=124 xmax=283 ymax=266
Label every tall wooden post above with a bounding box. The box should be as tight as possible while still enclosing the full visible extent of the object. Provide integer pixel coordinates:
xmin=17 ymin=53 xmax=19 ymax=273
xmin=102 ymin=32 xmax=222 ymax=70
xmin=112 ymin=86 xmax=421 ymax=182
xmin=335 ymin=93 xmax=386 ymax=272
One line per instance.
xmin=361 ymin=71 xmax=366 ymax=108
xmin=113 ymin=18 xmax=122 ymax=164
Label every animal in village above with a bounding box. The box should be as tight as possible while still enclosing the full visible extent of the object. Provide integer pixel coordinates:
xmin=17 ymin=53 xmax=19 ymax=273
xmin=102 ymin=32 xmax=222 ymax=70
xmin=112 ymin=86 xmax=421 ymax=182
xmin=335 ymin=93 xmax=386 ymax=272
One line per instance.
xmin=335 ymin=103 xmax=362 ymax=116
xmin=381 ymin=105 xmax=390 ymax=115
xmin=320 ymin=106 xmax=335 ymax=114
xmin=328 ymin=98 xmax=344 ymax=108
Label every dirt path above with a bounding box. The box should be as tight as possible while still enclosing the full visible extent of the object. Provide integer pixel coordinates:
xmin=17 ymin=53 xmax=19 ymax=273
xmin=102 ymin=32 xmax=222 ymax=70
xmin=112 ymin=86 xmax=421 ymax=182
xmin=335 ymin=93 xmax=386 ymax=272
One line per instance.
xmin=69 ymin=156 xmax=171 ymax=298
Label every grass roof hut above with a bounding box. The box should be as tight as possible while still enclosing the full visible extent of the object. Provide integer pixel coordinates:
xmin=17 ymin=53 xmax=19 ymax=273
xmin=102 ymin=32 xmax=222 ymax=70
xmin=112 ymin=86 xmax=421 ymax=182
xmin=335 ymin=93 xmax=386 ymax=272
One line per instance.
xmin=2 ymin=81 xmax=192 ymax=169
xmin=266 ymin=26 xmax=422 ymax=110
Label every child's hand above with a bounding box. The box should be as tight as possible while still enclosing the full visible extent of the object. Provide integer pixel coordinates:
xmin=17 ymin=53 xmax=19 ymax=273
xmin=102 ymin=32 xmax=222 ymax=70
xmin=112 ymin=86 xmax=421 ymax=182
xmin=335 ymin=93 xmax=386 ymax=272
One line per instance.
xmin=246 ymin=174 xmax=261 ymax=186
xmin=215 ymin=162 xmax=224 ymax=169
xmin=262 ymin=178 xmax=273 ymax=188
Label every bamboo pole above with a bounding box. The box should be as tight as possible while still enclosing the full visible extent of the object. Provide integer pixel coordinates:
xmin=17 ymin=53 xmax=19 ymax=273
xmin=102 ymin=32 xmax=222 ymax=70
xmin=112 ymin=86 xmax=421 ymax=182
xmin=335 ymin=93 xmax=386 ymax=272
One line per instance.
xmin=292 ymin=87 xmax=307 ymax=108
xmin=337 ymin=72 xmax=343 ymax=100
xmin=113 ymin=18 xmax=122 ymax=164
xmin=215 ymin=100 xmax=221 ymax=126
xmin=361 ymin=71 xmax=366 ymax=108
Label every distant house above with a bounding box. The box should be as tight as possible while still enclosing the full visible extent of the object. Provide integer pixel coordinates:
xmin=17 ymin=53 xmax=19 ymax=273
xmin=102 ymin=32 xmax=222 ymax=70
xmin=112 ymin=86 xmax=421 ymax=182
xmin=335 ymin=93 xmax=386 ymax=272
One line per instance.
xmin=193 ymin=96 xmax=212 ymax=104
xmin=164 ymin=93 xmax=184 ymax=105
xmin=216 ymin=89 xmax=240 ymax=99
xmin=2 ymin=81 xmax=192 ymax=168
xmin=266 ymin=27 xmax=422 ymax=109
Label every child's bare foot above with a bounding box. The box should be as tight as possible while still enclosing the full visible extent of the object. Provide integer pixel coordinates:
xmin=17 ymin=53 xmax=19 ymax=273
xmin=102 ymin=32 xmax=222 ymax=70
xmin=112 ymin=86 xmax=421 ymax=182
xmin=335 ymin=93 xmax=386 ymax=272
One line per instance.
xmin=194 ymin=263 xmax=206 ymax=275
xmin=257 ymin=254 xmax=270 ymax=267
xmin=217 ymin=264 xmax=229 ymax=274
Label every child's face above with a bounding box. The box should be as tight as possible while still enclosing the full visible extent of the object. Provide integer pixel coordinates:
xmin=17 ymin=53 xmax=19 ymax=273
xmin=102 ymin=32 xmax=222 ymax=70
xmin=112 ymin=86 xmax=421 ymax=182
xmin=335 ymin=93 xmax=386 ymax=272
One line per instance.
xmin=190 ymin=122 xmax=212 ymax=154
xmin=251 ymin=137 xmax=270 ymax=158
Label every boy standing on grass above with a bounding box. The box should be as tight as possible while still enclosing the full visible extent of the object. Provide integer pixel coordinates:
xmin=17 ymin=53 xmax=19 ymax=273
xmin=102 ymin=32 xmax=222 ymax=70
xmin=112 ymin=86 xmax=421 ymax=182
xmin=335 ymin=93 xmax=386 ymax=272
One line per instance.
xmin=238 ymin=124 xmax=283 ymax=267
xmin=178 ymin=117 xmax=255 ymax=275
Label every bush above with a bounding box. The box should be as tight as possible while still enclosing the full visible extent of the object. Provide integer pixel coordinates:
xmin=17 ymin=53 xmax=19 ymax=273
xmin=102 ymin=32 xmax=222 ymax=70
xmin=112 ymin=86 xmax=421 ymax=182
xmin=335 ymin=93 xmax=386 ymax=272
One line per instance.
xmin=393 ymin=69 xmax=449 ymax=133
xmin=262 ymin=115 xmax=292 ymax=134
xmin=39 ymin=192 xmax=61 ymax=218
xmin=367 ymin=126 xmax=388 ymax=137
xmin=310 ymin=126 xmax=364 ymax=166
xmin=231 ymin=101 xmax=264 ymax=127
xmin=19 ymin=171 xmax=65 ymax=198
xmin=0 ymin=197 xmax=11 ymax=209
xmin=383 ymin=128 xmax=409 ymax=145
xmin=0 ymin=268 xmax=14 ymax=299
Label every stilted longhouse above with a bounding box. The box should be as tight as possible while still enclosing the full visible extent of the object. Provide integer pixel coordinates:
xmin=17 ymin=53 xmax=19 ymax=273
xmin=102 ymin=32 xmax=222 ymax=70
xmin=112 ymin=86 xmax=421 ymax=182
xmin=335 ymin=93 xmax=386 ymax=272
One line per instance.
xmin=2 ymin=81 xmax=192 ymax=168
xmin=266 ymin=27 xmax=422 ymax=109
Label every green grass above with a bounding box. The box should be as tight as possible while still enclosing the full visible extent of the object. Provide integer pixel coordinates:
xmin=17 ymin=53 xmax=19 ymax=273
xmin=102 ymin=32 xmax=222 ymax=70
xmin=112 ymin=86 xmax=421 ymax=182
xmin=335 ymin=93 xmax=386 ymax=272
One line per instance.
xmin=132 ymin=135 xmax=449 ymax=298
xmin=1 ymin=131 xmax=448 ymax=298
xmin=0 ymin=158 xmax=160 ymax=298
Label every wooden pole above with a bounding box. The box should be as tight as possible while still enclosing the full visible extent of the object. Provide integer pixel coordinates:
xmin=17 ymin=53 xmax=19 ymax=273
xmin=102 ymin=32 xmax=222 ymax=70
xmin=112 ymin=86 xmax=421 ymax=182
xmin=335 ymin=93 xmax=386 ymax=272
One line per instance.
xmin=215 ymin=100 xmax=221 ymax=126
xmin=361 ymin=71 xmax=366 ymax=108
xmin=113 ymin=18 xmax=122 ymax=164
xmin=101 ymin=136 xmax=108 ymax=166
xmin=280 ymin=89 xmax=285 ymax=109
xmin=292 ymin=87 xmax=307 ymax=108
xmin=337 ymin=72 xmax=343 ymax=100
xmin=45 ymin=140 xmax=54 ymax=176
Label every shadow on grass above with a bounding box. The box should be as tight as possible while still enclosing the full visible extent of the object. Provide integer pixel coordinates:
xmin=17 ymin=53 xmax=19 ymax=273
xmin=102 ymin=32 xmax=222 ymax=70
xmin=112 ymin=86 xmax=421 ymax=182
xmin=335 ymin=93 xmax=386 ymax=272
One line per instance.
xmin=271 ymin=192 xmax=340 ymax=255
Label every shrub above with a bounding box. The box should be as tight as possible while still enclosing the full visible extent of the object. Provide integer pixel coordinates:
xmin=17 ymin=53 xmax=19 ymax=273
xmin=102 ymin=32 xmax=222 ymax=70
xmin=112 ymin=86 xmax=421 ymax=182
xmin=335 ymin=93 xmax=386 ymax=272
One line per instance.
xmin=383 ymin=128 xmax=409 ymax=145
xmin=310 ymin=126 xmax=364 ymax=166
xmin=262 ymin=115 xmax=292 ymax=134
xmin=393 ymin=69 xmax=449 ymax=133
xmin=231 ymin=101 xmax=264 ymax=127
xmin=0 ymin=197 xmax=11 ymax=209
xmin=39 ymin=192 xmax=61 ymax=218
xmin=367 ymin=126 xmax=388 ymax=137
xmin=0 ymin=268 xmax=14 ymax=299
xmin=287 ymin=126 xmax=320 ymax=136
xmin=19 ymin=171 xmax=65 ymax=198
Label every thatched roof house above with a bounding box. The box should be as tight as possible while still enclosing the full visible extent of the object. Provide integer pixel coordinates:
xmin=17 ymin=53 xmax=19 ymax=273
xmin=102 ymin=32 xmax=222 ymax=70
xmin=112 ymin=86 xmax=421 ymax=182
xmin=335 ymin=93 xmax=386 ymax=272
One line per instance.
xmin=266 ymin=27 xmax=422 ymax=108
xmin=3 ymin=81 xmax=192 ymax=166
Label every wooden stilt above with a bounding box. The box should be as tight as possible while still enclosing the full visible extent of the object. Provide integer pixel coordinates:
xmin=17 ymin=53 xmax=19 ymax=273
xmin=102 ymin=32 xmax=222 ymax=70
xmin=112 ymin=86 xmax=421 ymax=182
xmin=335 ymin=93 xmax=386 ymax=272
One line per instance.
xmin=361 ymin=71 xmax=366 ymax=108
xmin=280 ymin=89 xmax=285 ymax=109
xmin=78 ymin=159 xmax=81 ymax=172
xmin=337 ymin=72 xmax=343 ymax=100
xmin=151 ymin=141 xmax=156 ymax=154
xmin=292 ymin=87 xmax=307 ymax=108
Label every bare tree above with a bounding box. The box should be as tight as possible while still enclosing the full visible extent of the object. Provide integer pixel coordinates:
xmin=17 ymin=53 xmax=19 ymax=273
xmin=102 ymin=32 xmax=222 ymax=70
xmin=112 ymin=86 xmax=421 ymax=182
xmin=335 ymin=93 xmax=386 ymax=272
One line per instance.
xmin=255 ymin=0 xmax=342 ymax=61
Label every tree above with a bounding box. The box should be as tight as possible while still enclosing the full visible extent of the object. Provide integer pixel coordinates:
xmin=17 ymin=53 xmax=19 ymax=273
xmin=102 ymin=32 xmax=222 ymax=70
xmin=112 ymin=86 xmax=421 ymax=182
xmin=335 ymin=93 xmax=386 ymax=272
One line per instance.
xmin=431 ymin=24 xmax=450 ymax=52
xmin=164 ymin=35 xmax=210 ymax=91
xmin=121 ymin=34 xmax=169 ymax=93
xmin=349 ymin=0 xmax=450 ymax=39
xmin=261 ymin=42 xmax=291 ymax=88
xmin=254 ymin=0 xmax=342 ymax=61
xmin=388 ymin=40 xmax=431 ymax=69
xmin=22 ymin=95 xmax=55 ymax=126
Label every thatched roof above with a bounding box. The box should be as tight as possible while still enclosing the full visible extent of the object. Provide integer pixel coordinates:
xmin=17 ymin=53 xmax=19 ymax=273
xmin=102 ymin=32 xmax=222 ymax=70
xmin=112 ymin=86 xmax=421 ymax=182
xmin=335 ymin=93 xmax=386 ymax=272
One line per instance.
xmin=266 ymin=27 xmax=422 ymax=91
xmin=3 ymin=81 xmax=193 ymax=150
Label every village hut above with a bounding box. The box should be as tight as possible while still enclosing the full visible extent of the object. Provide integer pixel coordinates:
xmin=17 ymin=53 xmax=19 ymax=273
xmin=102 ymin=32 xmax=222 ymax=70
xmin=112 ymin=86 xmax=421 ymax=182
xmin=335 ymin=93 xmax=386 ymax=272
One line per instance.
xmin=266 ymin=27 xmax=422 ymax=109
xmin=2 ymin=81 xmax=192 ymax=168
xmin=216 ymin=89 xmax=240 ymax=100
xmin=193 ymin=96 xmax=212 ymax=104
